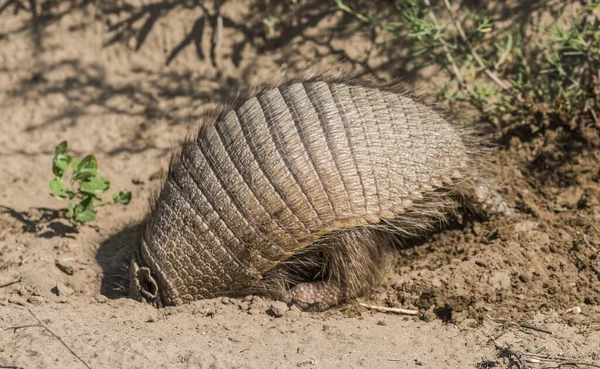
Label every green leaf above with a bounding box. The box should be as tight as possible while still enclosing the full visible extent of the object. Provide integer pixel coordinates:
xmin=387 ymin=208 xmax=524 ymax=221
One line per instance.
xmin=99 ymin=175 xmax=110 ymax=190
xmin=113 ymin=191 xmax=132 ymax=205
xmin=68 ymin=201 xmax=74 ymax=217
xmin=80 ymin=196 xmax=94 ymax=212
xmin=55 ymin=141 xmax=68 ymax=156
xmin=71 ymin=158 xmax=79 ymax=172
xmin=73 ymin=168 xmax=97 ymax=181
xmin=72 ymin=197 xmax=94 ymax=222
xmin=75 ymin=210 xmax=96 ymax=223
xmin=73 ymin=202 xmax=84 ymax=216
xmin=79 ymin=176 xmax=109 ymax=196
xmin=52 ymin=154 xmax=72 ymax=178
xmin=78 ymin=155 xmax=97 ymax=171
xmin=49 ymin=178 xmax=64 ymax=198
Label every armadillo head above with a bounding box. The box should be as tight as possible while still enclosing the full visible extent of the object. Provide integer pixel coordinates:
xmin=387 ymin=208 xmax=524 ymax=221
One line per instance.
xmin=127 ymin=186 xmax=261 ymax=307
xmin=129 ymin=241 xmax=167 ymax=308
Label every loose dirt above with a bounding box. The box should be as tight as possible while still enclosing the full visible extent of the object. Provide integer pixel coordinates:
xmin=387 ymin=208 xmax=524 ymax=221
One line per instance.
xmin=1 ymin=1 xmax=599 ymax=368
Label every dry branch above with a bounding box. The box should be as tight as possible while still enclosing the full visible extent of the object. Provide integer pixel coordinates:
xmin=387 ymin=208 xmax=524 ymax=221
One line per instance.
xmin=0 ymin=279 xmax=21 ymax=289
xmin=491 ymin=337 xmax=600 ymax=369
xmin=442 ymin=0 xmax=510 ymax=91
xmin=423 ymin=0 xmax=467 ymax=90
xmin=487 ymin=315 xmax=553 ymax=335
xmin=4 ymin=309 xmax=92 ymax=369
xmin=359 ymin=302 xmax=418 ymax=315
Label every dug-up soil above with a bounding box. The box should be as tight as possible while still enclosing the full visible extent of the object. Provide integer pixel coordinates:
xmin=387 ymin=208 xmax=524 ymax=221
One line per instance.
xmin=1 ymin=1 xmax=599 ymax=368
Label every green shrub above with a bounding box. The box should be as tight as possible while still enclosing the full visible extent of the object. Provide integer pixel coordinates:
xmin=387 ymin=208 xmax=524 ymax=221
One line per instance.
xmin=334 ymin=0 xmax=600 ymax=139
xmin=49 ymin=141 xmax=132 ymax=225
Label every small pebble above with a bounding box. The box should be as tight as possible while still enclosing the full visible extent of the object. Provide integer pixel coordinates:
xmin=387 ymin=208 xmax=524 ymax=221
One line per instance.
xmin=270 ymin=301 xmax=289 ymax=317
xmin=567 ymin=306 xmax=582 ymax=314
xmin=8 ymin=296 xmax=27 ymax=306
xmin=55 ymin=260 xmax=74 ymax=275
xmin=286 ymin=306 xmax=302 ymax=318
xmin=459 ymin=318 xmax=479 ymax=329
xmin=422 ymin=309 xmax=436 ymax=322
xmin=95 ymin=294 xmax=108 ymax=303
xmin=247 ymin=307 xmax=262 ymax=315
xmin=55 ymin=282 xmax=75 ymax=296
xmin=27 ymin=296 xmax=44 ymax=305
xmin=220 ymin=297 xmax=231 ymax=305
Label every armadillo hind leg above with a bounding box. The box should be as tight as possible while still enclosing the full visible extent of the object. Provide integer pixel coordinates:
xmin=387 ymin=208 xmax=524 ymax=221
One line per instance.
xmin=474 ymin=179 xmax=515 ymax=217
xmin=264 ymin=228 xmax=393 ymax=311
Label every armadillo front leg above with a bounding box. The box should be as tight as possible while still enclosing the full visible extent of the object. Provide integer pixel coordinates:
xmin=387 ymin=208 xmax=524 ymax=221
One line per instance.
xmin=280 ymin=228 xmax=392 ymax=311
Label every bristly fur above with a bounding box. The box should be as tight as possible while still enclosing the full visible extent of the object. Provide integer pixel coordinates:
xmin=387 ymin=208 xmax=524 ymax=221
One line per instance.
xmin=165 ymin=64 xmax=492 ymax=187
xmin=130 ymin=70 xmax=510 ymax=310
xmin=255 ymin=185 xmax=471 ymax=300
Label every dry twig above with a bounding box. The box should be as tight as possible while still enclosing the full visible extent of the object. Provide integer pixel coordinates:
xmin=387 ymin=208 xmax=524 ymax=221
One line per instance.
xmin=490 ymin=337 xmax=600 ymax=368
xmin=0 ymin=279 xmax=21 ymax=289
xmin=442 ymin=0 xmax=510 ymax=91
xmin=359 ymin=302 xmax=418 ymax=315
xmin=487 ymin=315 xmax=553 ymax=335
xmin=4 ymin=309 xmax=92 ymax=369
xmin=423 ymin=0 xmax=468 ymax=90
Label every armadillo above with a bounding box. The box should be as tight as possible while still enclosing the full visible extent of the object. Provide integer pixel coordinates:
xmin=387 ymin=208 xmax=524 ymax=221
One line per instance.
xmin=129 ymin=79 xmax=510 ymax=311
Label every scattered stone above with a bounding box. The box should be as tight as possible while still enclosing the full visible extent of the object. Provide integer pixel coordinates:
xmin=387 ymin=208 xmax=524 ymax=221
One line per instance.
xmin=27 ymin=296 xmax=44 ymax=305
xmin=286 ymin=305 xmax=302 ymax=318
xmin=459 ymin=318 xmax=479 ymax=329
xmin=237 ymin=301 xmax=250 ymax=312
xmin=149 ymin=170 xmax=163 ymax=181
xmin=376 ymin=320 xmax=387 ymax=326
xmin=8 ymin=296 xmax=27 ymax=306
xmin=489 ymin=271 xmax=511 ymax=290
xmin=567 ymin=306 xmax=582 ymax=314
xmin=54 ymin=282 xmax=75 ymax=296
xmin=95 ymin=294 xmax=108 ymax=303
xmin=422 ymin=308 xmax=436 ymax=322
xmin=55 ymin=260 xmax=74 ymax=275
xmin=556 ymin=186 xmax=583 ymax=209
xmin=270 ymin=301 xmax=289 ymax=317
xmin=514 ymin=220 xmax=538 ymax=233
xmin=247 ymin=307 xmax=262 ymax=315
xmin=296 ymin=358 xmax=316 ymax=367
xmin=220 ymin=297 xmax=231 ymax=305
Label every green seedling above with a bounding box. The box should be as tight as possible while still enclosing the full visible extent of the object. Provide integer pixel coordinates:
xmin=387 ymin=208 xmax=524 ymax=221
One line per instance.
xmin=49 ymin=140 xmax=132 ymax=225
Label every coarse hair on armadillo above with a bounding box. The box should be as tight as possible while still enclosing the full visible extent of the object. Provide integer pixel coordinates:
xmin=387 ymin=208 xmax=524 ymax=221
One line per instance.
xmin=131 ymin=73 xmax=496 ymax=310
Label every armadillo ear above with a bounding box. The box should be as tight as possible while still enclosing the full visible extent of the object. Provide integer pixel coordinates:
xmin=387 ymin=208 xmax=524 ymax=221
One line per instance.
xmin=129 ymin=255 xmax=163 ymax=307
xmin=135 ymin=266 xmax=161 ymax=307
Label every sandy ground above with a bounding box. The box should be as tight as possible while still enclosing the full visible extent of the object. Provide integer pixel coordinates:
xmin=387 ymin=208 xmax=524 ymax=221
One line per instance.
xmin=1 ymin=1 xmax=599 ymax=368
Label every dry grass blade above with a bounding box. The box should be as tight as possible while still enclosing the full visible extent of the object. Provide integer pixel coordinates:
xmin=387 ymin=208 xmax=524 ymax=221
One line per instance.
xmin=491 ymin=337 xmax=600 ymax=369
xmin=359 ymin=302 xmax=418 ymax=315
xmin=0 ymin=279 xmax=21 ymax=288
xmin=487 ymin=315 xmax=553 ymax=335
xmin=423 ymin=0 xmax=467 ymax=90
xmin=4 ymin=309 xmax=92 ymax=369
xmin=442 ymin=0 xmax=510 ymax=90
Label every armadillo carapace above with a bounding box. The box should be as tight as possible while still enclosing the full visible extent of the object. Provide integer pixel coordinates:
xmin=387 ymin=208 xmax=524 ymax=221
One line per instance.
xmin=129 ymin=79 xmax=503 ymax=311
